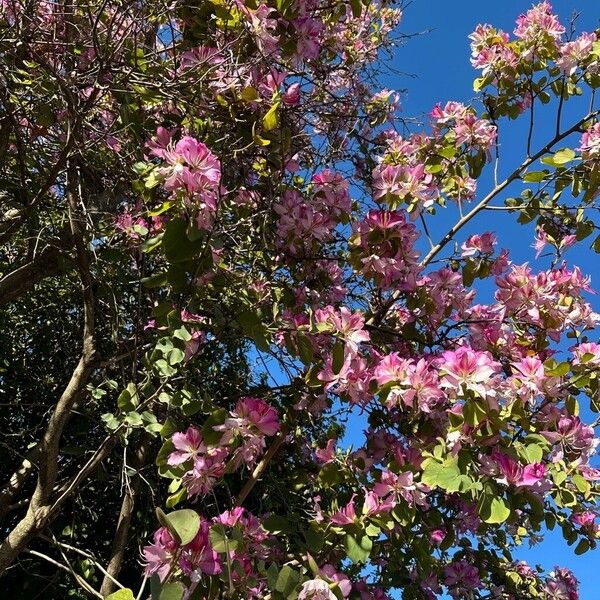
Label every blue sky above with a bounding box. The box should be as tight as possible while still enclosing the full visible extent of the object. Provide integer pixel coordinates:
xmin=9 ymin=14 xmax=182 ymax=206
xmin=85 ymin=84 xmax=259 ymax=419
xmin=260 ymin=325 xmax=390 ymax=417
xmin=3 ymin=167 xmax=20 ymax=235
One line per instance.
xmin=383 ymin=1 xmax=600 ymax=596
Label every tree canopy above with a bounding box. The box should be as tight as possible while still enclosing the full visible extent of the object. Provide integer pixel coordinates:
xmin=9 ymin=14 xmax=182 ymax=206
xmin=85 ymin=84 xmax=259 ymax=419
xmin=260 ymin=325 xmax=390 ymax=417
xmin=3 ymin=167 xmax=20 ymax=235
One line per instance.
xmin=0 ymin=1 xmax=599 ymax=599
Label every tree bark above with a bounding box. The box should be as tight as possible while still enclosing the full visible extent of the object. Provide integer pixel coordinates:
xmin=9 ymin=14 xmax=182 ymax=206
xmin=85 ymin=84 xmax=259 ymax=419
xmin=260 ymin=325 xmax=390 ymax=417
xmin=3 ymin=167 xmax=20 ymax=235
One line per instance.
xmin=0 ymin=165 xmax=96 ymax=574
xmin=0 ymin=232 xmax=73 ymax=305
xmin=99 ymin=436 xmax=152 ymax=597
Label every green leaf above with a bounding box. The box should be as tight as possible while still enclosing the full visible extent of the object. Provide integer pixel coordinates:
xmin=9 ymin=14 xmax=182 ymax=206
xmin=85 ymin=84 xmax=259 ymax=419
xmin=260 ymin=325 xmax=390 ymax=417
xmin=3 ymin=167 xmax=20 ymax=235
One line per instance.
xmin=575 ymin=538 xmax=590 ymax=555
xmin=524 ymin=444 xmax=543 ymax=464
xmin=438 ymin=145 xmax=456 ymax=159
xmin=473 ymin=77 xmax=486 ymax=92
xmin=463 ymin=398 xmax=487 ymax=426
xmin=166 ymin=487 xmax=187 ymax=508
xmin=297 ymin=333 xmax=314 ymax=365
xmin=263 ymin=101 xmax=280 ymax=131
xmin=173 ymin=326 xmax=192 ymax=342
xmin=478 ymin=494 xmax=511 ymax=524
xmin=209 ymin=524 xmax=240 ymax=553
xmin=421 ymin=457 xmax=461 ymax=492
xmin=332 ymin=341 xmax=346 ymax=375
xmin=552 ymin=148 xmax=576 ymax=165
xmin=349 ymin=0 xmax=361 ymax=17
xmin=105 ymin=589 xmax=135 ymax=600
xmin=345 ymin=533 xmax=373 ymax=564
xmin=241 ymin=86 xmax=259 ymax=102
xmin=522 ymin=171 xmax=547 ymax=183
xmin=545 ymin=360 xmax=570 ymax=377
xmin=169 ymin=348 xmax=185 ymax=366
xmin=261 ymin=514 xmax=292 ymax=534
xmin=572 ymin=473 xmax=591 ymax=495
xmin=162 ymin=218 xmax=204 ymax=263
xmin=274 ymin=565 xmax=302 ymax=598
xmin=159 ymin=509 xmax=201 ymax=545
xmin=141 ymin=271 xmax=169 ymax=288
xmin=202 ymin=408 xmax=228 ymax=445
xmin=159 ymin=583 xmax=186 ymax=600
xmin=126 ymin=411 xmax=143 ymax=426
xmin=117 ymin=383 xmax=139 ymax=412
xmin=303 ymin=527 xmax=324 ymax=553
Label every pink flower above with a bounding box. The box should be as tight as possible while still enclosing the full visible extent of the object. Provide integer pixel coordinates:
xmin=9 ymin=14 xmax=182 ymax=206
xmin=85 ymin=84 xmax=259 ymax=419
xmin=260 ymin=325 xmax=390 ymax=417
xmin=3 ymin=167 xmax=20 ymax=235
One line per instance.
xmin=444 ymin=560 xmax=481 ymax=589
xmin=362 ymin=490 xmax=396 ymax=516
xmin=158 ymin=135 xmax=221 ymax=192
xmin=320 ymin=565 xmax=351 ymax=597
xmin=493 ymin=452 xmax=523 ymax=486
xmin=544 ymin=567 xmax=579 ymax=600
xmin=235 ymin=396 xmax=279 ymax=436
xmin=453 ymin=113 xmax=497 ymax=150
xmin=572 ymin=342 xmax=600 ymax=366
xmin=578 ymin=123 xmax=600 ymax=162
xmin=469 ymin=24 xmax=519 ymax=79
xmin=372 ymin=163 xmax=437 ymax=206
xmin=215 ymin=507 xmax=245 ymax=527
xmin=179 ymin=45 xmax=224 ymax=70
xmin=430 ymin=101 xmax=468 ymax=124
xmin=571 ymin=511 xmax=599 ymax=535
xmin=521 ymin=463 xmax=546 ymax=486
xmin=298 ymin=579 xmax=337 ymax=600
xmin=534 ymin=226 xmax=549 ymax=258
xmin=149 ymin=131 xmax=221 ymax=227
xmin=429 ymin=529 xmax=446 ymax=546
xmin=461 ymin=232 xmax=496 ymax=257
xmin=184 ymin=330 xmax=205 ymax=361
xmin=509 ymin=356 xmax=548 ymax=404
xmin=314 ymin=306 xmax=370 ymax=354
xmin=180 ymin=520 xmax=222 ymax=576
xmin=493 ymin=452 xmax=546 ymax=487
xmin=282 ymin=82 xmax=301 ymax=105
xmin=168 ymin=427 xmax=205 ymax=465
xmin=315 ymin=438 xmax=336 ymax=464
xmin=143 ymin=527 xmax=177 ymax=582
xmin=330 ymin=495 xmax=358 ymax=525
xmin=350 ymin=210 xmax=421 ymax=289
xmin=242 ymin=3 xmax=280 ymax=56
xmin=438 ymin=346 xmax=500 ymax=398
xmin=374 ymin=353 xmax=411 ymax=386
xmin=372 ymin=164 xmax=401 ymax=200
xmin=514 ymin=2 xmax=565 ymax=42
xmin=292 ymin=17 xmax=324 ymax=61
xmin=372 ymin=470 xmax=423 ymax=505
xmin=557 ymin=32 xmax=597 ymax=75
xmin=182 ymin=447 xmax=229 ymax=498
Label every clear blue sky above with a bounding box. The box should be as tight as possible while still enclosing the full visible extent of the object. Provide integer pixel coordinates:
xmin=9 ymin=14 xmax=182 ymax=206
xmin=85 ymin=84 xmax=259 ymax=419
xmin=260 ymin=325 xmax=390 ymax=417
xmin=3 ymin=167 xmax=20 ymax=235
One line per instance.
xmin=383 ymin=1 xmax=600 ymax=596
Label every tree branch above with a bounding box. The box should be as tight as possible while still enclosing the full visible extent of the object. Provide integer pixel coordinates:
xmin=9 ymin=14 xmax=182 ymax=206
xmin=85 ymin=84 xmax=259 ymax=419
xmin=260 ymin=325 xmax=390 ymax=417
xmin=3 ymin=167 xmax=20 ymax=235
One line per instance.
xmin=367 ymin=109 xmax=600 ymax=327
xmin=0 ymin=165 xmax=96 ymax=574
xmin=235 ymin=427 xmax=288 ymax=507
xmin=0 ymin=231 xmax=73 ymax=305
xmin=99 ymin=434 xmax=152 ymax=597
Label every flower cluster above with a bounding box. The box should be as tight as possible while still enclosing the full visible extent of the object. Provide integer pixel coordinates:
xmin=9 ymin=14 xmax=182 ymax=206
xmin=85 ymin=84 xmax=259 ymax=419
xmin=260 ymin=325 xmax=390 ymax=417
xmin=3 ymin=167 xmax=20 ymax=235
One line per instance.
xmin=143 ymin=507 xmax=272 ymax=594
xmin=148 ymin=129 xmax=221 ymax=229
xmin=349 ymin=210 xmax=421 ymax=289
xmin=513 ymin=1 xmax=565 ymax=44
xmin=579 ymin=122 xmax=600 ymax=162
xmin=274 ymin=171 xmax=350 ymax=256
xmin=167 ymin=397 xmax=279 ymax=499
xmin=143 ymin=519 xmax=220 ymax=583
xmin=431 ymin=101 xmax=497 ymax=151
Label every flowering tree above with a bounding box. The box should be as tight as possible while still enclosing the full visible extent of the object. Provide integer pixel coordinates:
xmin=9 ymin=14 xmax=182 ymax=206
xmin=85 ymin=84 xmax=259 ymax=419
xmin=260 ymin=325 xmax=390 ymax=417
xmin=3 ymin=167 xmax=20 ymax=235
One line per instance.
xmin=1 ymin=0 xmax=600 ymax=598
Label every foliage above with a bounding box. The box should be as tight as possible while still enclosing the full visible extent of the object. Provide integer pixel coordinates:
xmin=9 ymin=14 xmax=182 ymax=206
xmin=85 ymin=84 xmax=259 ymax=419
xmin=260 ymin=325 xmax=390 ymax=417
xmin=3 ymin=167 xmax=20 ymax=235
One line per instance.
xmin=1 ymin=1 xmax=600 ymax=599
